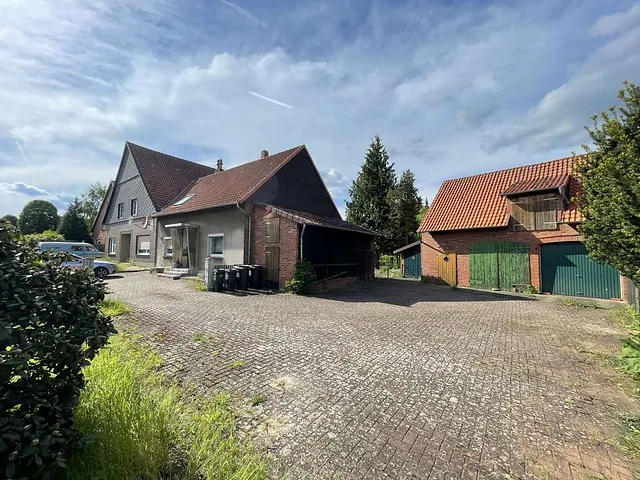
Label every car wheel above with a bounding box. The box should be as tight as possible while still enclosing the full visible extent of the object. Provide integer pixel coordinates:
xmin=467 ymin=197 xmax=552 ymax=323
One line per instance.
xmin=94 ymin=266 xmax=109 ymax=279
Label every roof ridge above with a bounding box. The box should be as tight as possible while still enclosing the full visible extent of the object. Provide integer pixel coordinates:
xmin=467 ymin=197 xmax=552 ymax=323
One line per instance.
xmin=443 ymin=154 xmax=586 ymax=184
xmin=194 ymin=144 xmax=305 ymax=183
xmin=126 ymin=141 xmax=217 ymax=171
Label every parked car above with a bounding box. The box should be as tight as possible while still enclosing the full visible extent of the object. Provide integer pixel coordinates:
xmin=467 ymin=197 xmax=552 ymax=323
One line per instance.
xmin=62 ymin=254 xmax=117 ymax=278
xmin=39 ymin=241 xmax=103 ymax=258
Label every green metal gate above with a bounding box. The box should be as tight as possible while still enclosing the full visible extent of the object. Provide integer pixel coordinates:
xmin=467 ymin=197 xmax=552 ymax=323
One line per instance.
xmin=404 ymin=250 xmax=422 ymax=279
xmin=469 ymin=241 xmax=530 ymax=290
xmin=540 ymin=242 xmax=620 ymax=299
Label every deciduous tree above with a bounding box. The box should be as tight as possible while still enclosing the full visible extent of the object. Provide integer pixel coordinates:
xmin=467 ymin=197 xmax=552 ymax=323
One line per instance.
xmin=79 ymin=182 xmax=108 ymax=228
xmin=17 ymin=200 xmax=58 ymax=234
xmin=576 ymin=81 xmax=640 ymax=286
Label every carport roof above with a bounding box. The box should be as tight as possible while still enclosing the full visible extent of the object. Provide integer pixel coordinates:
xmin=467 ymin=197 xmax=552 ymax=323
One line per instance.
xmin=393 ymin=241 xmax=421 ymax=254
xmin=265 ymin=205 xmax=378 ymax=236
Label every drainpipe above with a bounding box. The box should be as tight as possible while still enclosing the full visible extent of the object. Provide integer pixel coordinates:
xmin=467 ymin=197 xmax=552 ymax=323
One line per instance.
xmin=236 ymin=203 xmax=251 ymax=264
xmin=299 ymin=224 xmax=306 ymax=261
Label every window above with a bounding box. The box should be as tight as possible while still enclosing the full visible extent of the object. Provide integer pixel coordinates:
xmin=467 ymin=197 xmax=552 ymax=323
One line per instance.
xmin=117 ymin=202 xmax=124 ymax=219
xmin=136 ymin=235 xmax=151 ymax=256
xmin=71 ymin=245 xmax=83 ymax=251
xmin=208 ymin=234 xmax=224 ymax=257
xmin=131 ymin=198 xmax=138 ymax=216
xmin=164 ymin=237 xmax=173 ymax=257
xmin=173 ymin=194 xmax=194 ymax=206
xmin=108 ymin=238 xmax=117 ymax=255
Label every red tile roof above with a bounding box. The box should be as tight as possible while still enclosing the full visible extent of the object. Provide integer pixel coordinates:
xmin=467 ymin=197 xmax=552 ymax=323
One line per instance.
xmin=157 ymin=146 xmax=305 ymax=216
xmin=500 ymin=174 xmax=570 ymax=197
xmin=418 ymin=155 xmax=585 ymax=233
xmin=266 ymin=205 xmax=377 ymax=235
xmin=127 ymin=142 xmax=217 ymax=209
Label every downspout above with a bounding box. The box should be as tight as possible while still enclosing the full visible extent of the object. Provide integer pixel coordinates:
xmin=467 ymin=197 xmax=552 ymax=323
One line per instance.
xmin=299 ymin=224 xmax=306 ymax=261
xmin=236 ymin=203 xmax=251 ymax=264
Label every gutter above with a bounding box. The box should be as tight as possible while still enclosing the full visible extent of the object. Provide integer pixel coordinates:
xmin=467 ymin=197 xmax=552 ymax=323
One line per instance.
xmin=236 ymin=203 xmax=252 ymax=263
xmin=299 ymin=224 xmax=306 ymax=261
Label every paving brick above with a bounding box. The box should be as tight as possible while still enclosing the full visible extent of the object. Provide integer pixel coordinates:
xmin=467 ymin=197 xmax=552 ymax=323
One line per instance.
xmin=106 ymin=273 xmax=640 ymax=479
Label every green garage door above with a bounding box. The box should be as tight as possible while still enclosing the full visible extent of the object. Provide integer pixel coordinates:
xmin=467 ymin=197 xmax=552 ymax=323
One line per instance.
xmin=540 ymin=242 xmax=620 ymax=299
xmin=404 ymin=250 xmax=422 ymax=279
xmin=469 ymin=241 xmax=530 ymax=290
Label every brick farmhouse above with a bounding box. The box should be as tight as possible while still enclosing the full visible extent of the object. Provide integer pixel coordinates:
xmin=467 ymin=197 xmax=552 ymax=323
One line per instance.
xmin=418 ymin=155 xmax=627 ymax=300
xmin=99 ymin=142 xmax=376 ymax=288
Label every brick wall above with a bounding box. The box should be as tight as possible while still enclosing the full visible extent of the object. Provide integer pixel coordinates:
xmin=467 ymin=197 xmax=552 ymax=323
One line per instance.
xmin=421 ymin=223 xmax=582 ymax=291
xmin=251 ymin=204 xmax=300 ymax=289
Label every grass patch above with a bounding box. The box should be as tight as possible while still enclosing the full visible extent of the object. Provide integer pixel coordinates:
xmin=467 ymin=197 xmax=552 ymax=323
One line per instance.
xmin=613 ymin=306 xmax=640 ymax=331
xmin=561 ymin=298 xmax=602 ymax=309
xmin=374 ymin=267 xmax=404 ymax=279
xmin=228 ymin=360 xmax=247 ymax=370
xmin=99 ymin=299 xmax=132 ymax=317
xmin=186 ymin=278 xmax=208 ymax=292
xmin=618 ymin=414 xmax=640 ymax=458
xmin=193 ymin=332 xmax=217 ymax=343
xmin=576 ymin=343 xmax=619 ymax=367
xmin=63 ymin=333 xmax=266 ymax=479
xmin=250 ymin=393 xmax=266 ymax=407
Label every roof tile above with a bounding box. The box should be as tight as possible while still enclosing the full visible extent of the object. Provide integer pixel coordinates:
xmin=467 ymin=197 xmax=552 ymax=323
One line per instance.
xmin=266 ymin=205 xmax=377 ymax=235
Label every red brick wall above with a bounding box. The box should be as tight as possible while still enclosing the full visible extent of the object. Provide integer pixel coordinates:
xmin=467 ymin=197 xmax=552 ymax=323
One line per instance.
xmin=421 ymin=223 xmax=582 ymax=291
xmin=251 ymin=205 xmax=299 ymax=289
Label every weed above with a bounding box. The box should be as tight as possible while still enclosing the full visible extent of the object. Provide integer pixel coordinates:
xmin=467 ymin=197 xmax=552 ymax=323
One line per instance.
xmin=99 ymin=298 xmax=132 ymax=317
xmin=576 ymin=343 xmax=619 ymax=367
xmin=562 ymin=298 xmax=601 ymax=309
xmin=618 ymin=414 xmax=640 ymax=459
xmin=64 ymin=333 xmax=266 ymax=479
xmin=229 ymin=360 xmax=247 ymax=369
xmin=193 ymin=332 xmax=217 ymax=343
xmin=251 ymin=393 xmax=266 ymax=406
xmin=613 ymin=306 xmax=640 ymax=331
xmin=450 ymin=285 xmax=458 ymax=291
xmin=186 ymin=278 xmax=208 ymax=292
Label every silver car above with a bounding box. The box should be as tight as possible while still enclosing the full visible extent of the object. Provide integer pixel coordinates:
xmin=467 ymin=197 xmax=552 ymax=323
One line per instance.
xmin=62 ymin=254 xmax=117 ymax=279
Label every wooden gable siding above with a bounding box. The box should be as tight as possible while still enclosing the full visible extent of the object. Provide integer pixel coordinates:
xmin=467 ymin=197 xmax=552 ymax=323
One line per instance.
xmin=251 ymin=150 xmax=340 ymax=218
xmin=510 ymin=193 xmax=563 ymax=231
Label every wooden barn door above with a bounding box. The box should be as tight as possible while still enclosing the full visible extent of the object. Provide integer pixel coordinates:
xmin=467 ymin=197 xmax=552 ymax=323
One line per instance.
xmin=265 ymin=245 xmax=280 ymax=289
xmin=437 ymin=253 xmax=457 ymax=285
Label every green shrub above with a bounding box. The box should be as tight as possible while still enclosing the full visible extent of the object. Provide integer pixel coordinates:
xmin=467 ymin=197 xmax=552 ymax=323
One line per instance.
xmin=380 ymin=254 xmax=400 ymax=269
xmin=284 ymin=259 xmax=317 ymax=295
xmin=620 ymin=333 xmax=640 ymax=381
xmin=23 ymin=229 xmax=65 ymax=243
xmin=0 ymin=223 xmax=115 ymax=479
xmin=613 ymin=306 xmax=640 ymax=331
xmin=65 ymin=333 xmax=266 ymax=479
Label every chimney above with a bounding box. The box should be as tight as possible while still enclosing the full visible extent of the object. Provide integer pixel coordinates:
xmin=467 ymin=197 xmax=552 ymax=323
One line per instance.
xmin=216 ymin=159 xmax=223 ymax=172
xmin=261 ymin=150 xmax=269 ymax=159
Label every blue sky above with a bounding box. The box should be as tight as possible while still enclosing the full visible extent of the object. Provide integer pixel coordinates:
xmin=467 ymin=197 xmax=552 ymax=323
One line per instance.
xmin=1 ymin=0 xmax=639 ymax=216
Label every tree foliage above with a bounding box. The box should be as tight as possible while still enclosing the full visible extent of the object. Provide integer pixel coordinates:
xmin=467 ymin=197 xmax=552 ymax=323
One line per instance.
xmin=346 ymin=135 xmax=397 ymax=256
xmin=1 ymin=215 xmax=18 ymax=227
xmin=417 ymin=197 xmax=429 ymax=226
xmin=17 ymin=200 xmax=58 ymax=235
xmin=79 ymin=182 xmax=107 ymax=229
xmin=59 ymin=199 xmax=90 ymax=242
xmin=23 ymin=230 xmax=65 ymax=244
xmin=388 ymin=170 xmax=422 ymax=246
xmin=576 ymin=81 xmax=640 ymax=286
xmin=0 ymin=223 xmax=115 ymax=479
xmin=284 ymin=259 xmax=318 ymax=295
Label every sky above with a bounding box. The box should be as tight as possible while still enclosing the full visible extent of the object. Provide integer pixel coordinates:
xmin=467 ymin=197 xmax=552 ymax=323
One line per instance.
xmin=1 ymin=0 xmax=639 ymax=217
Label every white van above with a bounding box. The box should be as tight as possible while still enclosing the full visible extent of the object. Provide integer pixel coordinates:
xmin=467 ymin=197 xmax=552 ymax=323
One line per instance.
xmin=39 ymin=242 xmax=103 ymax=258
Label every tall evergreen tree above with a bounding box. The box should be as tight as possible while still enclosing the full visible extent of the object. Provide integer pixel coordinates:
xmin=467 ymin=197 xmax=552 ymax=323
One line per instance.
xmin=576 ymin=81 xmax=640 ymax=286
xmin=59 ymin=199 xmax=90 ymax=242
xmin=346 ymin=135 xmax=397 ymax=256
xmin=18 ymin=200 xmax=58 ymax=234
xmin=417 ymin=197 xmax=429 ymax=226
xmin=388 ymin=170 xmax=422 ymax=247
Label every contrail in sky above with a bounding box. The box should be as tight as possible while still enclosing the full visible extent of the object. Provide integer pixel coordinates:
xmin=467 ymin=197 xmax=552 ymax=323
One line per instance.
xmin=249 ymin=91 xmax=293 ymax=109
xmin=219 ymin=0 xmax=268 ymax=28
xmin=16 ymin=140 xmax=28 ymax=163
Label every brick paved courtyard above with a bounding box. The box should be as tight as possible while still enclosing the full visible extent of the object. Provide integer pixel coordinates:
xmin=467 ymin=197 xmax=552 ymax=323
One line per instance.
xmin=106 ymin=273 xmax=640 ymax=479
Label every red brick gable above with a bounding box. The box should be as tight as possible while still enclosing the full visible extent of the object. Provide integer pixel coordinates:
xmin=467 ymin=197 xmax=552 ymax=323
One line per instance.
xmin=419 ymin=155 xmax=585 ymax=233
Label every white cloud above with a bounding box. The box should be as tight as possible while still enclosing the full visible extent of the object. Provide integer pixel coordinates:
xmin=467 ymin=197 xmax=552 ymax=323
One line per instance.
xmin=591 ymin=3 xmax=640 ymax=36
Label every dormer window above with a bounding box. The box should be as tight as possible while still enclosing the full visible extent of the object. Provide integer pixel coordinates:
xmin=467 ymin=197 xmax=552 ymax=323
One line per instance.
xmin=173 ymin=194 xmax=194 ymax=206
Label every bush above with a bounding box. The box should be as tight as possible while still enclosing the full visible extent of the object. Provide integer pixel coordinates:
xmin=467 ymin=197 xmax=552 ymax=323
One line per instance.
xmin=65 ymin=333 xmax=266 ymax=479
xmin=379 ymin=254 xmax=399 ymax=269
xmin=23 ymin=230 xmax=65 ymax=243
xmin=284 ymin=259 xmax=317 ymax=295
xmin=0 ymin=223 xmax=115 ymax=479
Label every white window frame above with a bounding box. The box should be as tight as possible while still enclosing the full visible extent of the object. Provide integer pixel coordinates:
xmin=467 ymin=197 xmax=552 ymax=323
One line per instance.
xmin=108 ymin=238 xmax=116 ymax=255
xmin=208 ymin=233 xmax=224 ymax=258
xmin=117 ymin=202 xmax=124 ymax=219
xmin=164 ymin=236 xmax=173 ymax=257
xmin=131 ymin=198 xmax=138 ymax=217
xmin=136 ymin=235 xmax=151 ymax=256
